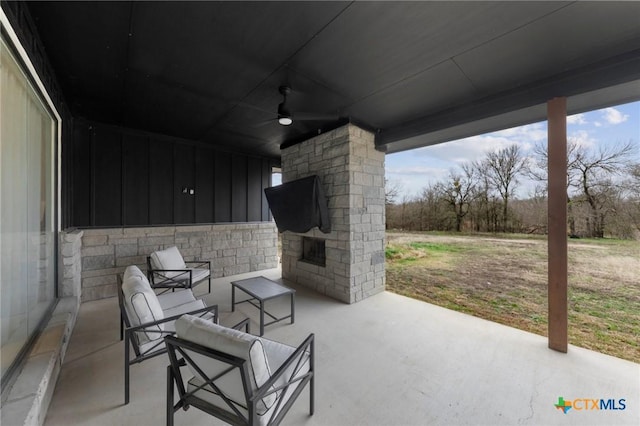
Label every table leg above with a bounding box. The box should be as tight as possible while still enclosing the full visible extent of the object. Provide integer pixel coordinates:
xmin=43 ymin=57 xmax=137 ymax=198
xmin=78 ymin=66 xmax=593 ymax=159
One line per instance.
xmin=291 ymin=293 xmax=295 ymax=324
xmin=231 ymin=285 xmax=236 ymax=312
xmin=260 ymin=300 xmax=265 ymax=336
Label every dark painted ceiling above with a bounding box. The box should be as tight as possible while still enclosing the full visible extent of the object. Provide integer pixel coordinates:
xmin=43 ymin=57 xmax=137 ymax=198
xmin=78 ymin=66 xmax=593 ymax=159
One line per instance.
xmin=27 ymin=1 xmax=640 ymax=158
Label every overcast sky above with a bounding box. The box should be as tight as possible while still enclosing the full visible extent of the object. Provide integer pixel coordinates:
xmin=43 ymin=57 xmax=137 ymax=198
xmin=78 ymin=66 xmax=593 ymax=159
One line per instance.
xmin=385 ymin=100 xmax=640 ymax=200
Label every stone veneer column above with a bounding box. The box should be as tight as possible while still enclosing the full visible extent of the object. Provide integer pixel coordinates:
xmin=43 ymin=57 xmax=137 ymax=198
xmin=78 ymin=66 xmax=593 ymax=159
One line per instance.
xmin=281 ymin=123 xmax=385 ymax=303
xmin=59 ymin=229 xmax=83 ymax=301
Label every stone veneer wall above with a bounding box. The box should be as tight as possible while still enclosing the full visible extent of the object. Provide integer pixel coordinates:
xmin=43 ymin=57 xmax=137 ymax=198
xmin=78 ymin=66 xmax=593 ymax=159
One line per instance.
xmin=281 ymin=123 xmax=385 ymax=304
xmin=79 ymin=222 xmax=278 ymax=301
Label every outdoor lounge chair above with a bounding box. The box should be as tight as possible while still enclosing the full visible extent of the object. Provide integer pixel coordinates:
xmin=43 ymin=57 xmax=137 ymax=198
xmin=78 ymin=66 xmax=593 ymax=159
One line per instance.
xmin=147 ymin=246 xmax=211 ymax=294
xmin=118 ymin=265 xmax=248 ymax=405
xmin=165 ymin=314 xmax=314 ymax=426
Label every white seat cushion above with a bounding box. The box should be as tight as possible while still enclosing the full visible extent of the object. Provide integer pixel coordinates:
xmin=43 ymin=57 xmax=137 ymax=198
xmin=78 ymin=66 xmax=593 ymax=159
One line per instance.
xmin=175 ymin=315 xmax=276 ymax=414
xmin=157 ymin=289 xmax=197 ymax=310
xmin=150 ymin=246 xmax=186 ymax=270
xmin=162 ymin=299 xmax=207 ymax=319
xmin=190 ymin=268 xmax=210 ymax=284
xmin=122 ymin=267 xmax=164 ymax=345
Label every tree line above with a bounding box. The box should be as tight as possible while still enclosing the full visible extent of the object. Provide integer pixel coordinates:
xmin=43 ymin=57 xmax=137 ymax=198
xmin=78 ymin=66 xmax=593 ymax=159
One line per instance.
xmin=386 ymin=141 xmax=640 ymax=239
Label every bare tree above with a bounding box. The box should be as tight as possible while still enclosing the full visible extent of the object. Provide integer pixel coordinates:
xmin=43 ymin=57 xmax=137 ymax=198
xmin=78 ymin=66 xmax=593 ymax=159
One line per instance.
xmin=529 ymin=140 xmax=581 ymax=236
xmin=622 ymin=163 xmax=640 ymax=234
xmin=529 ymin=139 xmax=637 ymax=237
xmin=399 ymin=193 xmax=414 ymax=230
xmin=572 ymin=141 xmax=636 ymax=237
xmin=468 ymin=160 xmax=498 ymax=232
xmin=436 ymin=164 xmax=477 ymax=232
xmin=482 ymin=144 xmax=527 ymax=232
xmin=412 ymin=184 xmax=448 ymax=231
xmin=385 ymin=178 xmax=402 ymax=206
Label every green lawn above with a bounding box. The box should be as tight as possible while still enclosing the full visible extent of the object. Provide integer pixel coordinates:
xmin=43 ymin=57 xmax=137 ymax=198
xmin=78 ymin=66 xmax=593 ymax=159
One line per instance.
xmin=385 ymin=231 xmax=640 ymax=363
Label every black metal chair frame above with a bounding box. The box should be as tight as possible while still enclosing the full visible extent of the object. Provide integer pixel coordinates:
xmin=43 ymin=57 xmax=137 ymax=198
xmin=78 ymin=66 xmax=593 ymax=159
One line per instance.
xmin=165 ymin=333 xmax=314 ymax=426
xmin=118 ymin=275 xmax=250 ymax=405
xmin=146 ymin=256 xmax=212 ymax=294
xmin=118 ymin=279 xmax=219 ymax=405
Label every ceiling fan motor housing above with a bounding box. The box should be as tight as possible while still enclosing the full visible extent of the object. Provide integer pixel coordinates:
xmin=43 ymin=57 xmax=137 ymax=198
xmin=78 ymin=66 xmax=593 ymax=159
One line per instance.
xmin=278 ymin=86 xmax=293 ymax=125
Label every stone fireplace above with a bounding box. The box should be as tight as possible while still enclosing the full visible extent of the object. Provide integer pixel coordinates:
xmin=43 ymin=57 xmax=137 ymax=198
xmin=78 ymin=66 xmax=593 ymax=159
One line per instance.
xmin=280 ymin=123 xmax=385 ymax=304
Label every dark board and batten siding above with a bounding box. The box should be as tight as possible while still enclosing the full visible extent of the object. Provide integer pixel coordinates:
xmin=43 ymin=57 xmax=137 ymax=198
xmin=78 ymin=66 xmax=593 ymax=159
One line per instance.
xmin=70 ymin=120 xmax=274 ymax=227
xmin=123 ymin=134 xmax=149 ymax=225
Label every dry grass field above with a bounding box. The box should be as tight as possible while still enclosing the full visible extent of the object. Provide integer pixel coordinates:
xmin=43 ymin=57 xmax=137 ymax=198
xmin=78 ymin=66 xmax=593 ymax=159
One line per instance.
xmin=385 ymin=231 xmax=640 ymax=363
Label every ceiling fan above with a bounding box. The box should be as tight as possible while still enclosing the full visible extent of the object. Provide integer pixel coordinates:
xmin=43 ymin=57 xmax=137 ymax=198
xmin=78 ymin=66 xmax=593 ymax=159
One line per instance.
xmin=274 ymin=85 xmax=339 ymax=126
xmin=277 ymin=85 xmax=294 ymax=126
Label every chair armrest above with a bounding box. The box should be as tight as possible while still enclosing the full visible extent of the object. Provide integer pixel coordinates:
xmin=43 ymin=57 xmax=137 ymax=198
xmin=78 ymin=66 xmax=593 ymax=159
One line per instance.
xmin=184 ymin=260 xmax=211 ymax=269
xmin=126 ymin=304 xmax=218 ymax=336
xmin=148 ymin=269 xmax=193 ymax=288
xmin=150 ymin=268 xmax=192 ymax=276
xmin=253 ymin=333 xmax=314 ymax=400
xmin=230 ymin=317 xmax=250 ymax=333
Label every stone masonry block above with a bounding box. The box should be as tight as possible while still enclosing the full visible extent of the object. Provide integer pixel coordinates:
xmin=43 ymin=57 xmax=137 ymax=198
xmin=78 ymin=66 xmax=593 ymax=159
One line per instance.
xmin=116 ymin=255 xmax=146 ymax=267
xmin=330 ymin=195 xmax=350 ymax=208
xmin=178 ymin=247 xmax=201 ymax=259
xmin=175 ymin=231 xmax=204 ymax=239
xmin=62 ymin=229 xmax=83 ymax=243
xmin=137 ymin=236 xmax=175 ymax=246
xmin=81 ymin=245 xmax=113 ymax=257
xmin=211 ymin=239 xmax=232 ymax=250
xmin=82 ymin=255 xmax=114 ymax=271
xmin=224 ymin=264 xmax=250 ymax=276
xmin=62 ymin=262 xmax=80 ymax=280
xmin=264 ymin=255 xmax=279 ymax=264
xmin=61 ymin=275 xmax=81 ymax=298
xmin=115 ymin=244 xmax=138 ymax=258
xmin=61 ymin=241 xmax=81 ymax=258
xmin=178 ymin=225 xmax=213 ymax=232
xmin=82 ymin=228 xmax=124 ymax=237
xmin=82 ymin=274 xmax=116 ymax=288
xmin=82 ymin=235 xmax=108 ymax=247
xmin=131 ymin=226 xmax=176 ymax=236
xmin=236 ymin=248 xmax=258 ymax=257
xmin=110 ymin=236 xmax=140 ymax=247
xmin=212 ymin=257 xmax=237 ymax=268
xmin=188 ymin=236 xmax=210 ymax=248
xmin=221 ymin=249 xmax=235 ymax=257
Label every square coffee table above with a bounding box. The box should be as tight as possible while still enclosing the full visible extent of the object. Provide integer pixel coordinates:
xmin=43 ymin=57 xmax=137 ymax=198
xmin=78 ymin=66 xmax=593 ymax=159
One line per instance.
xmin=231 ymin=276 xmax=295 ymax=336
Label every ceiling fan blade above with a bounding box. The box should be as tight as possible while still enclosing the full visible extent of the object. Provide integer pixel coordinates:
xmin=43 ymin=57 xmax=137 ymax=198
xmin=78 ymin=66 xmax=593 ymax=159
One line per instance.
xmin=236 ymin=101 xmax=273 ymax=115
xmin=251 ymin=118 xmax=278 ymax=128
xmin=291 ymin=111 xmax=340 ymax=121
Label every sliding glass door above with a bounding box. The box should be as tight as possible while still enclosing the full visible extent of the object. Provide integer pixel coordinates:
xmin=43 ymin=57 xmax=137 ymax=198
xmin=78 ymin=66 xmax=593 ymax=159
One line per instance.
xmin=1 ymin=36 xmax=57 ymax=381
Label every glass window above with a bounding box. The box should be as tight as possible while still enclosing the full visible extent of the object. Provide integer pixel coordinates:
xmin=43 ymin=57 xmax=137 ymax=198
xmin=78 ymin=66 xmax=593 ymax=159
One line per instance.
xmin=1 ymin=36 xmax=57 ymax=382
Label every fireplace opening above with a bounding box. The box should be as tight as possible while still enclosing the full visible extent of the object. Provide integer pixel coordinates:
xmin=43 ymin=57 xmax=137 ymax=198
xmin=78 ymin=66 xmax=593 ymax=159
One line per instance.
xmin=301 ymin=237 xmax=326 ymax=267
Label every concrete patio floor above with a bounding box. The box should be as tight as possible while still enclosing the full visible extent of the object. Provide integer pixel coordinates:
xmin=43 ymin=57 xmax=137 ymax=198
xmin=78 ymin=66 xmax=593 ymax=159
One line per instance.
xmin=44 ymin=268 xmax=639 ymax=426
